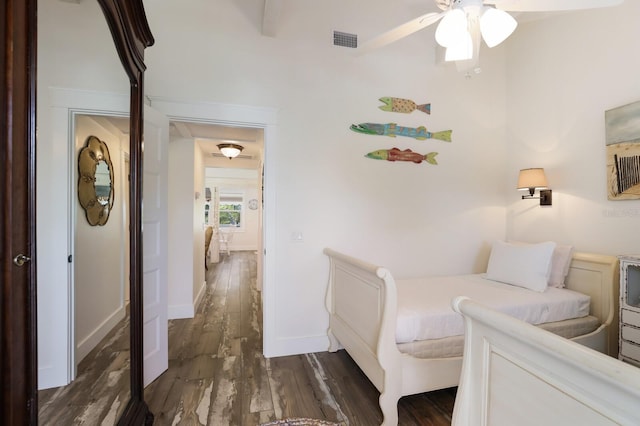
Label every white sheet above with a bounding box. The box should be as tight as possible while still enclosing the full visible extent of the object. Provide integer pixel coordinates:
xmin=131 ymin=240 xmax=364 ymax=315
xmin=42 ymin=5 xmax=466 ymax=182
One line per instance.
xmin=395 ymin=274 xmax=591 ymax=343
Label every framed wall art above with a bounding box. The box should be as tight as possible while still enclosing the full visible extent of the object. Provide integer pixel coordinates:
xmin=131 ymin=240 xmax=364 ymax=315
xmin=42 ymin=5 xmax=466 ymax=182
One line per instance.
xmin=605 ymin=101 xmax=640 ymax=200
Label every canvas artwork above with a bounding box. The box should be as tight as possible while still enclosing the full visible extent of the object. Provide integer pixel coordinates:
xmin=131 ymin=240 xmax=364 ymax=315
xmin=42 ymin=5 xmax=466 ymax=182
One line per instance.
xmin=605 ymin=101 xmax=640 ymax=200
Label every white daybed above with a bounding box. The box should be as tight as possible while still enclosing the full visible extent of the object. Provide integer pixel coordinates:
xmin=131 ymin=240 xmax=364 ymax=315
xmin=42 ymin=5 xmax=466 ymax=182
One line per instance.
xmin=452 ymin=296 xmax=640 ymax=426
xmin=323 ymin=247 xmax=619 ymax=426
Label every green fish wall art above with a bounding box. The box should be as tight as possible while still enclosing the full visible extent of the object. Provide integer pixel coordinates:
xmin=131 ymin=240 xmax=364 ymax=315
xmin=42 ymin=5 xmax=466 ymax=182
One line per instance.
xmin=379 ymin=97 xmax=431 ymax=115
xmin=350 ymin=123 xmax=452 ymax=142
xmin=365 ymin=148 xmax=438 ymax=165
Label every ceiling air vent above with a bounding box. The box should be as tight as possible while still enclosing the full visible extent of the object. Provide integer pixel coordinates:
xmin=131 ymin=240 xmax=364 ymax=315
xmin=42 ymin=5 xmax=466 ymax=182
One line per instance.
xmin=333 ymin=31 xmax=357 ymax=48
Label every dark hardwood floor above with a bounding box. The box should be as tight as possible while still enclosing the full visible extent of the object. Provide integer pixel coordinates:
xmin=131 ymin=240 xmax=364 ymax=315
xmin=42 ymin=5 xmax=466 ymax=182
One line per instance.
xmin=38 ymin=251 xmax=456 ymax=425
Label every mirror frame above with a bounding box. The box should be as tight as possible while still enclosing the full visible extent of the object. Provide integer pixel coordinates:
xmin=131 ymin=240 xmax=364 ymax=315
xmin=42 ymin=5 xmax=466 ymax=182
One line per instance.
xmin=95 ymin=0 xmax=155 ymax=424
xmin=78 ymin=135 xmax=115 ymax=226
xmin=1 ymin=0 xmax=153 ymax=423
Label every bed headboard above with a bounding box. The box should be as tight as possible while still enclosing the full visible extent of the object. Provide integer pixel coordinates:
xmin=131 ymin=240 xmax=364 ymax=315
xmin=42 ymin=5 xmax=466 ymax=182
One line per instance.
xmin=565 ymin=252 xmax=619 ymax=356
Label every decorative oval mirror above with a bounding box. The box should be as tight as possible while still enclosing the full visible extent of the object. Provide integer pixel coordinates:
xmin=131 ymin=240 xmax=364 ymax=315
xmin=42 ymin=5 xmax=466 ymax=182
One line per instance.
xmin=78 ymin=135 xmax=115 ymax=226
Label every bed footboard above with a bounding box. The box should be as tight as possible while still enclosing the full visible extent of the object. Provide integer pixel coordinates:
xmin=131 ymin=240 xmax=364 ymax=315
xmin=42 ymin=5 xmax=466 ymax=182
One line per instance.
xmin=324 ymin=248 xmax=403 ymax=424
xmin=452 ymin=296 xmax=640 ymax=425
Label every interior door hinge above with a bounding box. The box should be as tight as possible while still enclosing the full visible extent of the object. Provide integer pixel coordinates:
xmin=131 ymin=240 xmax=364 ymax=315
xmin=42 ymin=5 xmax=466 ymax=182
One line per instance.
xmin=68 ymin=254 xmax=73 ymax=263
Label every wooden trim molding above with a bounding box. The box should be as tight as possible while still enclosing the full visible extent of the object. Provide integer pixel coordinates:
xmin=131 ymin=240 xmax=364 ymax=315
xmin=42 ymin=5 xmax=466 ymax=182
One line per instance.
xmin=95 ymin=1 xmax=155 ymax=424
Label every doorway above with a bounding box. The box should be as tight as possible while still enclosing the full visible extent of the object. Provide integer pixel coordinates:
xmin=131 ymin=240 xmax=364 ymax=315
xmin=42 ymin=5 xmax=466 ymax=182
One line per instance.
xmin=38 ymin=91 xmax=170 ymax=398
xmin=73 ymin=114 xmax=130 ymax=372
xmin=149 ymin=97 xmax=277 ymax=355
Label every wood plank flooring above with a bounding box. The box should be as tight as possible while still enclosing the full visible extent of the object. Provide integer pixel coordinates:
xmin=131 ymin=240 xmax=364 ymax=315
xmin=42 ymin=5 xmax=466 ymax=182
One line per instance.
xmin=39 ymin=251 xmax=456 ymax=425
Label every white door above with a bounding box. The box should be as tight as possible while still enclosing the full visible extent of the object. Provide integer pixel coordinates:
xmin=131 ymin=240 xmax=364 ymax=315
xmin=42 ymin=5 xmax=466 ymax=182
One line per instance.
xmin=142 ymin=105 xmax=169 ymax=386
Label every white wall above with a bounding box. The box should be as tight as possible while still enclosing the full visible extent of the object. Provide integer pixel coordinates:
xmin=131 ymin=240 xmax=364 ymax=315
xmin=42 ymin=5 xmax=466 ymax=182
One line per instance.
xmin=74 ymin=116 xmax=127 ymax=364
xmin=167 ymin=138 xmax=203 ymax=319
xmin=193 ymin=143 xmax=206 ymax=304
xmin=504 ymin=1 xmax=640 ymax=255
xmin=144 ymin=0 xmax=508 ymax=356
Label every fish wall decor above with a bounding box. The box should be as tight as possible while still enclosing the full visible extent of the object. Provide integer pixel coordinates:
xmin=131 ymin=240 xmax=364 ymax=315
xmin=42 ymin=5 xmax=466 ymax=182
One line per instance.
xmin=350 ymin=123 xmax=452 ymax=142
xmin=379 ymin=97 xmax=431 ymax=115
xmin=365 ymin=148 xmax=438 ymax=165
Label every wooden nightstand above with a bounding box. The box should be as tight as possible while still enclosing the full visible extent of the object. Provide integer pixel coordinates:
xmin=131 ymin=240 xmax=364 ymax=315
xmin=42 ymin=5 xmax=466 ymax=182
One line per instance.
xmin=619 ymin=255 xmax=640 ymax=366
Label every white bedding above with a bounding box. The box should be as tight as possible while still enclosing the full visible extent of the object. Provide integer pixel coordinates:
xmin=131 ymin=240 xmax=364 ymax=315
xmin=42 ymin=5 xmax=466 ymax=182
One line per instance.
xmin=397 ymin=315 xmax=600 ymax=359
xmin=395 ymin=273 xmax=591 ymax=343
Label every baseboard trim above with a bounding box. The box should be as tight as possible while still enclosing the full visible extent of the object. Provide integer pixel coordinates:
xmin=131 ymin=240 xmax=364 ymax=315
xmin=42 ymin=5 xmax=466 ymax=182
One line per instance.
xmin=194 ymin=280 xmax=206 ymax=312
xmin=263 ymin=334 xmax=329 ymax=358
xmin=76 ymin=305 xmax=126 ymax=365
xmin=168 ymin=303 xmax=194 ymax=320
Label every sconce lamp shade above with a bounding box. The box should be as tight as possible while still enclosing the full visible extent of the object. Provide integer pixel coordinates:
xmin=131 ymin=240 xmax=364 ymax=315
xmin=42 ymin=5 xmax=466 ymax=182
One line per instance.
xmin=517 ymin=168 xmax=548 ymax=194
xmin=217 ymin=143 xmax=244 ymax=159
xmin=517 ymin=168 xmax=552 ymax=206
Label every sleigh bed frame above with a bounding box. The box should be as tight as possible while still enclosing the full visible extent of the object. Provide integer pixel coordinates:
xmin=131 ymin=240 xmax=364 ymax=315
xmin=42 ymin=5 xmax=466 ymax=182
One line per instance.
xmin=323 ymin=248 xmax=619 ymax=426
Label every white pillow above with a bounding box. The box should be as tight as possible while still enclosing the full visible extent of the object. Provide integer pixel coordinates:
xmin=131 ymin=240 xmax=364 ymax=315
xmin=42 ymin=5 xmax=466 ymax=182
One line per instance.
xmin=486 ymin=241 xmax=557 ymax=292
xmin=508 ymin=241 xmax=574 ymax=288
xmin=548 ymin=244 xmax=574 ymax=288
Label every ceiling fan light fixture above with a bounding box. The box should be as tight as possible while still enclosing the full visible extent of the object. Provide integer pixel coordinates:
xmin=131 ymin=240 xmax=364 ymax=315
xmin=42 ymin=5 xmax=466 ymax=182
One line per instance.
xmin=435 ymin=8 xmax=468 ymax=47
xmin=479 ymin=7 xmax=517 ymax=48
xmin=445 ymin=30 xmax=473 ymax=61
xmin=217 ymin=143 xmax=244 ymax=159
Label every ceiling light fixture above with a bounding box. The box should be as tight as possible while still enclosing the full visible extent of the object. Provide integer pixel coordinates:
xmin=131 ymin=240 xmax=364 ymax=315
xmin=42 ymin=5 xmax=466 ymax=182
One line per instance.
xmin=436 ymin=1 xmax=517 ymax=62
xmin=217 ymin=143 xmax=244 ymax=159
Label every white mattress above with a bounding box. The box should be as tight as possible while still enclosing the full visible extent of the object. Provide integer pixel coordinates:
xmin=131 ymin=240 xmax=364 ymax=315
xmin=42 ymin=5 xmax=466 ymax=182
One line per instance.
xmin=395 ymin=273 xmax=591 ymax=344
xmin=397 ymin=315 xmax=601 ymax=359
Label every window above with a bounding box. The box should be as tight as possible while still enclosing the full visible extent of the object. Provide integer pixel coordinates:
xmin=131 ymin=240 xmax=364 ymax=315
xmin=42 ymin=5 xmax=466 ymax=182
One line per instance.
xmin=219 ymin=193 xmax=243 ymax=228
xmin=204 ymin=203 xmax=210 ymax=224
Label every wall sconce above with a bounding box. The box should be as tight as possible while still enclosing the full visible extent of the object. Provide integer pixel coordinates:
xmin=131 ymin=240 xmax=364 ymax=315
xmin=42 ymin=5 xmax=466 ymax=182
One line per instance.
xmin=517 ymin=168 xmax=552 ymax=206
xmin=217 ymin=143 xmax=243 ymax=159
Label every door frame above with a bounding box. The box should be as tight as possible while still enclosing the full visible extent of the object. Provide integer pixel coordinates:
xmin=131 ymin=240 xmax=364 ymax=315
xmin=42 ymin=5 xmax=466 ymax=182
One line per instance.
xmin=38 ymin=89 xmax=130 ymax=389
xmin=147 ymin=97 xmax=278 ymax=356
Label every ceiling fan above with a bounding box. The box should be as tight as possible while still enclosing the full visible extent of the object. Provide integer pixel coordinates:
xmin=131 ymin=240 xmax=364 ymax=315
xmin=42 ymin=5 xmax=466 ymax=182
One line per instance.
xmin=357 ymin=0 xmax=623 ymax=64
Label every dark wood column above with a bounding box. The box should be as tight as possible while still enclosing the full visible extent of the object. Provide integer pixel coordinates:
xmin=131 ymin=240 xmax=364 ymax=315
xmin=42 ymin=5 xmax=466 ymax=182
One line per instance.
xmin=0 ymin=0 xmax=38 ymax=423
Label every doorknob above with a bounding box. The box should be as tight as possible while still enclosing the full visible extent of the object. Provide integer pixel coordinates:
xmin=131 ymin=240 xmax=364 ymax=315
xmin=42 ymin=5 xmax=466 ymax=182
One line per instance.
xmin=13 ymin=254 xmax=31 ymax=267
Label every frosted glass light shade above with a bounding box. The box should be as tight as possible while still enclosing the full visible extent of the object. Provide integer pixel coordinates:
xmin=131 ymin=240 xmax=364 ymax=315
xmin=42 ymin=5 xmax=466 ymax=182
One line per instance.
xmin=217 ymin=143 xmax=243 ymax=159
xmin=517 ymin=168 xmax=548 ymax=190
xmin=435 ymin=9 xmax=468 ymax=47
xmin=480 ymin=7 xmax=517 ymax=48
xmin=445 ymin=30 xmax=473 ymax=61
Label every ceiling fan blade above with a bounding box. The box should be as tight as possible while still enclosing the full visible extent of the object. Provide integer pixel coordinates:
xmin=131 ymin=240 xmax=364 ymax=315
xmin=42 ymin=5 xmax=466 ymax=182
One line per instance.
xmin=356 ymin=12 xmax=445 ymax=55
xmin=489 ymin=0 xmax=623 ymax=12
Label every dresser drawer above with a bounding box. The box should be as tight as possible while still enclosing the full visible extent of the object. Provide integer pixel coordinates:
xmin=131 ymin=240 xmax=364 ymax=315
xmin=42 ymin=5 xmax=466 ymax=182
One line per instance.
xmin=621 ymin=340 xmax=640 ymax=363
xmin=622 ymin=325 xmax=640 ymax=344
xmin=622 ymin=309 xmax=640 ymax=327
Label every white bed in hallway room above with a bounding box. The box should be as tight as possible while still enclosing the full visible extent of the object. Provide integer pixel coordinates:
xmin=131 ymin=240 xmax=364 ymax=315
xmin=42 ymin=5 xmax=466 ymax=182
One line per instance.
xmin=323 ymin=243 xmax=619 ymax=426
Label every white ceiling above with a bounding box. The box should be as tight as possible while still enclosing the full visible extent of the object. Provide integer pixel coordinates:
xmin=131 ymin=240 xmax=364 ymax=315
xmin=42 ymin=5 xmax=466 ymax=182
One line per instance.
xmin=98 ymin=116 xmax=263 ymax=170
xmin=170 ymin=121 xmax=264 ymax=170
